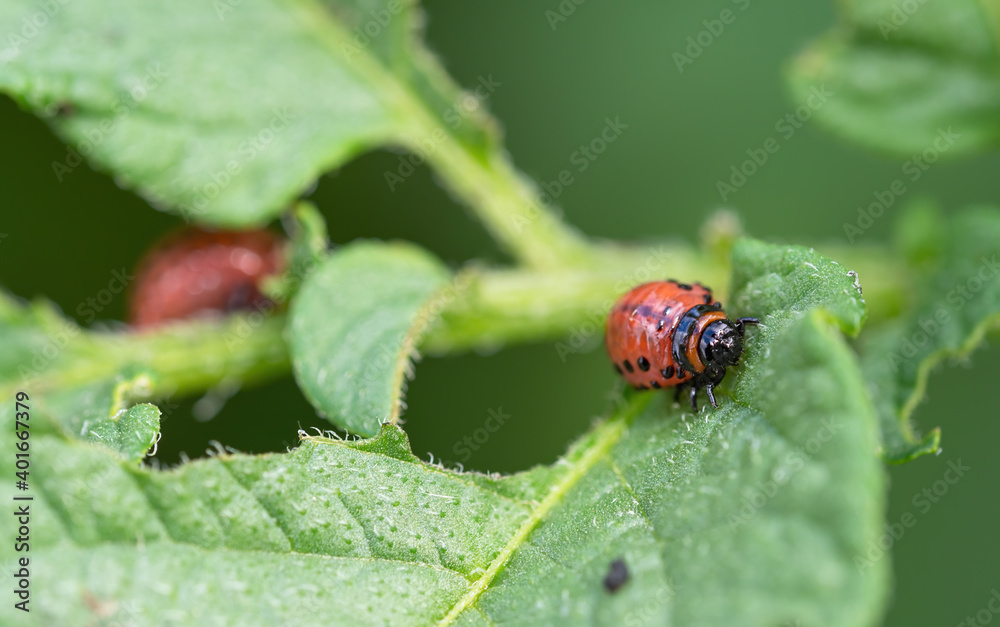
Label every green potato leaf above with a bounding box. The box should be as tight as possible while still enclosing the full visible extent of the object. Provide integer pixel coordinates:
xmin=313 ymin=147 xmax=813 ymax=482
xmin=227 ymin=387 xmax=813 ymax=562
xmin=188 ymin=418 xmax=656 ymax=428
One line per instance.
xmin=0 ymin=291 xmax=290 ymax=466
xmin=45 ymin=376 xmax=161 ymax=463
xmin=0 ymin=239 xmax=891 ymax=626
xmin=0 ymin=0 xmax=496 ymax=225
xmin=289 ymin=240 xmax=452 ymax=436
xmin=787 ymin=0 xmax=1000 ymax=156
xmin=728 ymin=238 xmax=867 ymax=337
xmin=860 ymin=206 xmax=1000 ymax=462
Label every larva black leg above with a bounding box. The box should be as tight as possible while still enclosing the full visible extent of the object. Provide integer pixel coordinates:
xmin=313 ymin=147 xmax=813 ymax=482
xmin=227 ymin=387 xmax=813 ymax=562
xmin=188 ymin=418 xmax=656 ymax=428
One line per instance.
xmin=673 ymin=383 xmax=686 ymax=405
xmin=734 ymin=317 xmax=760 ymax=335
xmin=706 ymin=384 xmax=718 ymax=408
xmin=689 ymin=386 xmax=699 ymax=411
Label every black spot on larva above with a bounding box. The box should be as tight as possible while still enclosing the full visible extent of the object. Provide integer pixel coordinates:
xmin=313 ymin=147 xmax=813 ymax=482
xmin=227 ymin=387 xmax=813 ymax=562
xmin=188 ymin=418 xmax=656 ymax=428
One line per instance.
xmin=677 ymin=369 xmax=686 ymax=380
xmin=603 ymin=559 xmax=630 ymax=592
xmin=703 ymin=293 xmax=713 ymax=304
xmin=636 ymin=356 xmax=650 ymax=371
xmin=650 ymin=380 xmax=661 ymax=389
xmin=623 ymin=360 xmax=634 ymax=373
xmin=613 ymin=364 xmax=622 ymax=375
xmin=713 ymin=301 xmax=723 ymax=309
xmin=662 ymin=306 xmax=671 ymax=316
xmin=661 ymin=366 xmax=675 ymax=379
xmin=677 ymin=283 xmax=692 ymax=290
xmin=656 ymin=319 xmax=666 ymax=331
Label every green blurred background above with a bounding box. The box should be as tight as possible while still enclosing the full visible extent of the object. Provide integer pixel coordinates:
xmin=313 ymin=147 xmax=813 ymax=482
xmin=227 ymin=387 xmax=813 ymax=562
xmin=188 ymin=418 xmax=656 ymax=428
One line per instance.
xmin=1 ymin=1 xmax=997 ymax=624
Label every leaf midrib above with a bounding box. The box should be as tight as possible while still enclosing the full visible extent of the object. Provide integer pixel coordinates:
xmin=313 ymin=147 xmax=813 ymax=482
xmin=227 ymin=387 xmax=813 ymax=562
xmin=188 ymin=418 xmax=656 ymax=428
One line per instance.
xmin=435 ymin=393 xmax=652 ymax=626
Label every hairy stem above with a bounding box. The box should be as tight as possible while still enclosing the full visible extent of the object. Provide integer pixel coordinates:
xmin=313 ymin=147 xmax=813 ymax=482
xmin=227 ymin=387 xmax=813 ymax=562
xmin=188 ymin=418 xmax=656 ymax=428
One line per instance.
xmin=422 ymin=243 xmax=724 ymax=353
xmin=28 ymin=315 xmax=290 ymax=400
xmin=23 ymin=242 xmax=909 ymax=406
xmin=414 ymin=131 xmax=595 ymax=270
xmin=287 ymin=0 xmax=594 ymax=271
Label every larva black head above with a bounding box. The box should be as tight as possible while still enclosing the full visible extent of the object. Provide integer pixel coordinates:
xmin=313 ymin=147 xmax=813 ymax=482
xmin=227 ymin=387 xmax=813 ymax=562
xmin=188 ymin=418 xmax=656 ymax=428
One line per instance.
xmin=698 ymin=317 xmax=759 ymax=376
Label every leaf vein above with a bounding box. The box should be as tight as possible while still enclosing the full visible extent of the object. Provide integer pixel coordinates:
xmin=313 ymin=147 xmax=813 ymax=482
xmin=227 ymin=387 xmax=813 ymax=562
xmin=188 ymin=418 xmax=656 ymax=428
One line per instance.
xmin=435 ymin=394 xmax=652 ymax=626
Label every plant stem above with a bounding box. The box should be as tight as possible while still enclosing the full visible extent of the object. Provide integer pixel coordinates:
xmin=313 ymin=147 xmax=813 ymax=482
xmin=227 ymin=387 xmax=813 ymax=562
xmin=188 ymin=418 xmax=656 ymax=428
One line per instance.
xmin=414 ymin=135 xmax=595 ymax=270
xmin=290 ymin=0 xmax=595 ymax=271
xmin=422 ymin=244 xmax=724 ymax=353
xmin=424 ymin=245 xmax=906 ymax=353
xmin=24 ymin=242 xmax=912 ymax=406
xmin=31 ymin=315 xmax=290 ymax=400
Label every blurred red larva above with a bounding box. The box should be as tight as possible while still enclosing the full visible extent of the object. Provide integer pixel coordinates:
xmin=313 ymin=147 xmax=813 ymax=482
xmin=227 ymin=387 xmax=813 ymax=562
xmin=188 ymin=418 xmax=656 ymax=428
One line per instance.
xmin=128 ymin=228 xmax=286 ymax=329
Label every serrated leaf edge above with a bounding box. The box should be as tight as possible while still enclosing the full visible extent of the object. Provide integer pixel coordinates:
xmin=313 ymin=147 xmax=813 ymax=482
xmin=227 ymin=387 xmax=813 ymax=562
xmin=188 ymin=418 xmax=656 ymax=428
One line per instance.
xmin=886 ymin=310 xmax=1000 ymax=463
